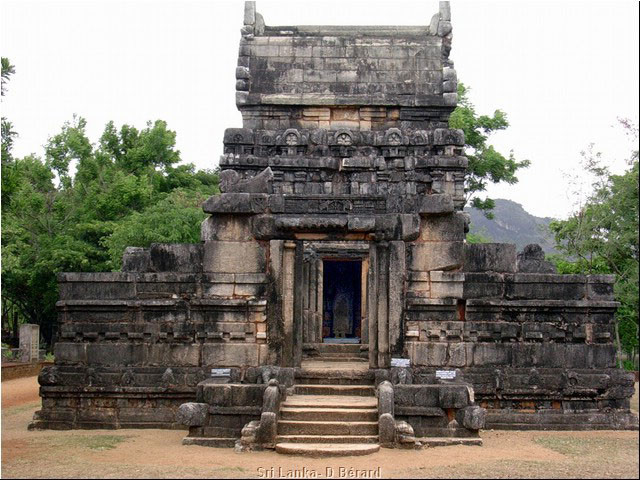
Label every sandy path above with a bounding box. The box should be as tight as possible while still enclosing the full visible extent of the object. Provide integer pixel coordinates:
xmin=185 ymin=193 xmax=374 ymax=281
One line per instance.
xmin=1 ymin=377 xmax=638 ymax=479
xmin=1 ymin=375 xmax=41 ymax=408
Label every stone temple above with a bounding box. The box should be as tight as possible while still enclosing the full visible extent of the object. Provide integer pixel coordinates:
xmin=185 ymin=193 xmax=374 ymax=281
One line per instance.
xmin=31 ymin=1 xmax=638 ymax=455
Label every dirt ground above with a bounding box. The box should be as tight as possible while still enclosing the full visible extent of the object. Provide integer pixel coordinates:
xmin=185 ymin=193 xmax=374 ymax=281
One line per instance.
xmin=1 ymin=376 xmax=638 ymax=479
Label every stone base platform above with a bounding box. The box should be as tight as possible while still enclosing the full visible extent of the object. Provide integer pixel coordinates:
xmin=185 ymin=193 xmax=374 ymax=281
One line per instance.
xmin=486 ymin=410 xmax=639 ymax=431
xmin=182 ymin=437 xmax=236 ymax=448
xmin=416 ymin=437 xmax=483 ymax=447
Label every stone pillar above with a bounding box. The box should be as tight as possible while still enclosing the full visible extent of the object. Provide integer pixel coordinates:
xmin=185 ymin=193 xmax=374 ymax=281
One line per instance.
xmin=316 ymin=259 xmax=324 ymax=343
xmin=282 ymin=241 xmax=296 ymax=366
xmin=302 ymin=260 xmax=310 ymax=344
xmin=293 ymin=241 xmax=304 ymax=366
xmin=268 ymin=240 xmax=284 ymax=361
xmin=377 ymin=243 xmax=390 ymax=368
xmin=389 ymin=241 xmax=406 ymax=355
xmin=361 ymin=257 xmax=369 ymax=345
xmin=19 ymin=324 xmax=39 ymax=363
xmin=308 ymin=259 xmax=317 ymax=343
xmin=368 ymin=244 xmax=378 ymax=368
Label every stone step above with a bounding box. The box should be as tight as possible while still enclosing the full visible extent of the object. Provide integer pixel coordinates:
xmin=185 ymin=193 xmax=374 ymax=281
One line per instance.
xmin=282 ymin=394 xmax=377 ymax=409
xmin=315 ymin=350 xmax=368 ymax=356
xmin=293 ymin=384 xmax=375 ymax=396
xmin=299 ymin=360 xmax=371 ymax=371
xmin=275 ymin=442 xmax=380 ymax=457
xmin=280 ymin=407 xmax=378 ymax=422
xmin=312 ymin=343 xmax=363 ymax=354
xmin=307 ymin=355 xmax=368 ymax=362
xmin=294 ymin=375 xmax=374 ymax=386
xmin=295 ymin=364 xmax=375 ymax=385
xmin=278 ymin=420 xmax=379 ymax=436
xmin=275 ymin=435 xmax=379 ymax=444
xmin=417 ymin=437 xmax=483 ymax=447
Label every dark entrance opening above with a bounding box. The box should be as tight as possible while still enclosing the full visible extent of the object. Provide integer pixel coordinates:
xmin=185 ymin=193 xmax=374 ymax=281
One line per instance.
xmin=322 ymin=260 xmax=362 ymax=343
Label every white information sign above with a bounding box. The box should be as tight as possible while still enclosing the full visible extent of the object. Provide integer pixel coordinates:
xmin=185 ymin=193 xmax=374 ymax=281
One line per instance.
xmin=436 ymin=370 xmax=456 ymax=380
xmin=391 ymin=358 xmax=411 ymax=368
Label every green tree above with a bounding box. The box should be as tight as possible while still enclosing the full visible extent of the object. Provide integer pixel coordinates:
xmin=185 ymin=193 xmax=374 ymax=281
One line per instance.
xmin=549 ymin=120 xmax=639 ymax=364
xmin=1 ymin=57 xmax=23 ymax=344
xmin=450 ymin=83 xmax=531 ymax=218
xmin=1 ymin=57 xmax=15 ymax=96
xmin=466 ymin=231 xmax=492 ymax=244
xmin=103 ymin=189 xmax=210 ymax=267
xmin=1 ymin=110 xmax=219 ymax=345
xmin=2 ymin=57 xmax=18 ymax=209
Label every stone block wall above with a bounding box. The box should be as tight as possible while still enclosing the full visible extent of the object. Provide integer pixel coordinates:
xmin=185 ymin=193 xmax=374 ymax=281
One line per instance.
xmin=401 ymin=242 xmax=637 ymax=430
xmin=31 ymin=235 xmax=274 ymax=430
xmin=393 ymin=383 xmax=480 ymax=438
xmin=237 ymin=2 xmax=456 ymax=115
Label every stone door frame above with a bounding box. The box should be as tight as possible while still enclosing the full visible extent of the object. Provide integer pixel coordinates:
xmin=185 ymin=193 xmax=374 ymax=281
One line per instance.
xmin=276 ymin=238 xmax=404 ymax=369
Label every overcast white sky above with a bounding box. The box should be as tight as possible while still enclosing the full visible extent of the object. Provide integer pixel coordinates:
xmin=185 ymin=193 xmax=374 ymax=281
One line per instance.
xmin=1 ymin=0 xmax=638 ymax=219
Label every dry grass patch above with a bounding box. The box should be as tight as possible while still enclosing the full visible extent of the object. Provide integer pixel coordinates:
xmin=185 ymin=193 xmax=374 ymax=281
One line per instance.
xmin=30 ymin=434 xmax=131 ymax=452
xmin=1 ymin=402 xmax=40 ymax=417
xmin=631 ymin=382 xmax=639 ymax=413
xmin=534 ymin=435 xmax=638 ymax=457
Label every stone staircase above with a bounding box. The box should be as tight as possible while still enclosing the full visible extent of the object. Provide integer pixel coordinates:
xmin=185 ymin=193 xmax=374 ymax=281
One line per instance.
xmin=303 ymin=343 xmax=369 ymax=363
xmin=275 ymin=349 xmax=380 ymax=456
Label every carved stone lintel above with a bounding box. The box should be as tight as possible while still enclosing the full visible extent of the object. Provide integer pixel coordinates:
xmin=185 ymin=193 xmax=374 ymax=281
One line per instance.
xmin=202 ymin=193 xmax=269 ymax=214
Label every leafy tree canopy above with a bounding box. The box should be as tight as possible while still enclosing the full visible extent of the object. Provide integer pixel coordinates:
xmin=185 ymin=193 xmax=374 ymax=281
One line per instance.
xmin=549 ymin=120 xmax=639 ymax=357
xmin=450 ymin=83 xmax=531 ymax=218
xmin=1 ymin=98 xmax=219 ymax=344
xmin=2 ymin=57 xmax=18 ymax=208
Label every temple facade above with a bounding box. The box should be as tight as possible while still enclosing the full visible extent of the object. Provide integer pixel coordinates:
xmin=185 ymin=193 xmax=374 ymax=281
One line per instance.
xmin=31 ymin=1 xmax=637 ymax=453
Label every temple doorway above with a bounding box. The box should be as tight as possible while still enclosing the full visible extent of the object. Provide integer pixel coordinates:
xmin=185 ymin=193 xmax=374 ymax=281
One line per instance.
xmin=322 ymin=259 xmax=362 ymax=343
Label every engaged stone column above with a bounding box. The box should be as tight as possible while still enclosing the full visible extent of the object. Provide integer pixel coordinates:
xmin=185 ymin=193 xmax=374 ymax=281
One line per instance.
xmin=302 ymin=260 xmax=310 ymax=344
xmin=293 ymin=241 xmax=304 ymax=366
xmin=316 ymin=259 xmax=324 ymax=343
xmin=377 ymin=243 xmax=390 ymax=368
xmin=282 ymin=241 xmax=296 ymax=366
xmin=368 ymin=244 xmax=378 ymax=368
xmin=389 ymin=241 xmax=406 ymax=355
xmin=361 ymin=257 xmax=369 ymax=345
xmin=308 ymin=259 xmax=318 ymax=344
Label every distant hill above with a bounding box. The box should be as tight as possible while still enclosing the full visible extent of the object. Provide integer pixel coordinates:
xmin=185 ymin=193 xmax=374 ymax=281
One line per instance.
xmin=465 ymin=199 xmax=558 ymax=254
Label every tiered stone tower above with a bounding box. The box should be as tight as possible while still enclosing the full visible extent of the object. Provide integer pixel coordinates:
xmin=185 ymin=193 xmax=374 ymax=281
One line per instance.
xmin=31 ymin=2 xmax=637 ymax=453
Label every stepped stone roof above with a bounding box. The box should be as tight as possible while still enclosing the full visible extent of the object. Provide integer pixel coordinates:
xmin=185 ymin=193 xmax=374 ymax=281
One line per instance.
xmin=236 ymin=1 xmax=458 ymax=109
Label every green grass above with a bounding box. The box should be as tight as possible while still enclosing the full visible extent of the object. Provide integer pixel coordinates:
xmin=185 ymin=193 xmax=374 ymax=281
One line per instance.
xmin=35 ymin=434 xmax=131 ymax=451
xmin=2 ymin=402 xmax=40 ymax=417
xmin=84 ymin=435 xmax=129 ymax=451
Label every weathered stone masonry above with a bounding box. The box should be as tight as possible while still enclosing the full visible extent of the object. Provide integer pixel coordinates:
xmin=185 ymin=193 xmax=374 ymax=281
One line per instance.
xmin=31 ymin=1 xmax=637 ymax=439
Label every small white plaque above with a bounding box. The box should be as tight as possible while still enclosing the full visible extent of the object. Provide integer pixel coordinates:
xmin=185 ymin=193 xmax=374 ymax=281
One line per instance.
xmin=436 ymin=370 xmax=456 ymax=380
xmin=391 ymin=358 xmax=411 ymax=368
xmin=211 ymin=368 xmax=231 ymax=377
